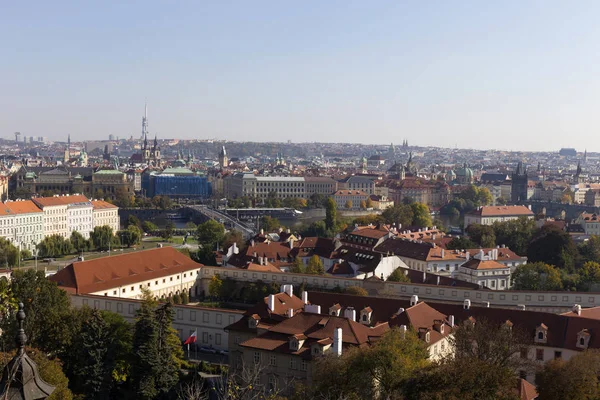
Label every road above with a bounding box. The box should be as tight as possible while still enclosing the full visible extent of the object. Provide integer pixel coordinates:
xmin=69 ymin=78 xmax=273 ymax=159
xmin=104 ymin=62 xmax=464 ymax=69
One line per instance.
xmin=187 ymin=205 xmax=256 ymax=239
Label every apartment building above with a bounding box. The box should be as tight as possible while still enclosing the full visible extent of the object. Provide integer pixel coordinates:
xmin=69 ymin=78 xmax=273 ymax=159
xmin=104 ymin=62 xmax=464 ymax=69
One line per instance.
xmin=91 ymin=200 xmax=120 ymax=233
xmin=5 ymin=200 xmax=44 ymax=251
xmin=224 ymin=173 xmax=306 ymax=200
xmin=49 ymin=247 xmax=204 ymax=299
xmin=67 ymin=199 xmax=93 ymax=239
xmin=337 ymin=175 xmax=376 ymax=195
xmin=331 ymin=190 xmax=369 ymax=210
xmin=454 ymin=250 xmax=512 ymax=290
xmin=463 ymin=205 xmax=534 ymax=229
xmin=304 ymin=176 xmax=337 ymax=196
xmin=33 ymin=195 xmax=87 ymax=238
xmin=575 ymin=212 xmax=600 ymax=236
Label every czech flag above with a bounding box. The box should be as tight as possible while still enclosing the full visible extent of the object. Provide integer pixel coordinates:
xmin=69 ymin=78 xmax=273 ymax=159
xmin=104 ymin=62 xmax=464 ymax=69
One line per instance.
xmin=184 ymin=330 xmax=197 ymax=345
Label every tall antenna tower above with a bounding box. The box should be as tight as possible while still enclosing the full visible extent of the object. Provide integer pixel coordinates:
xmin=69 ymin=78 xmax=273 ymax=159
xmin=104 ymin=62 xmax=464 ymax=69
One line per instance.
xmin=141 ymin=102 xmax=148 ymax=141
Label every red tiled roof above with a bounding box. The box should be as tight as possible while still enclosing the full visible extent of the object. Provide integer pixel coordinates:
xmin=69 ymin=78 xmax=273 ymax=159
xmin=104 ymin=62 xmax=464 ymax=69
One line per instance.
xmin=461 ymin=259 xmax=509 ymax=270
xmin=49 ymin=247 xmax=202 ymax=294
xmin=468 ymin=205 xmax=534 ymax=217
xmin=91 ymin=200 xmax=118 ymax=210
xmin=5 ymin=200 xmax=42 ymax=214
xmin=33 ymin=194 xmax=90 ymax=207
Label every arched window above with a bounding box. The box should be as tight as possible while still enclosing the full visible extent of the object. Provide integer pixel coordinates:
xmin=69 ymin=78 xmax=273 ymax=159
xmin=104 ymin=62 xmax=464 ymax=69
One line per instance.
xmin=538 ymin=331 xmax=544 ymax=340
xmin=580 ymin=337 xmax=585 ymax=346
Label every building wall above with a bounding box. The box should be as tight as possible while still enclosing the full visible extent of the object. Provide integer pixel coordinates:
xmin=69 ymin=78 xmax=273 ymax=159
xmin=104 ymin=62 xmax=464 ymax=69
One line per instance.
xmin=70 ymin=294 xmax=243 ymax=351
xmin=92 ymin=208 xmax=120 ymax=233
xmin=13 ymin=212 xmax=43 ymax=250
xmin=67 ymin=204 xmax=93 ymax=239
xmin=41 ymin=205 xmax=69 ymax=238
xmin=199 ymin=266 xmax=599 ymax=313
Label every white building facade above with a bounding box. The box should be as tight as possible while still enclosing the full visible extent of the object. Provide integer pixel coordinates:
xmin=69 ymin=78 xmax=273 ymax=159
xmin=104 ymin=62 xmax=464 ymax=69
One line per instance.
xmin=91 ymin=200 xmax=120 ymax=233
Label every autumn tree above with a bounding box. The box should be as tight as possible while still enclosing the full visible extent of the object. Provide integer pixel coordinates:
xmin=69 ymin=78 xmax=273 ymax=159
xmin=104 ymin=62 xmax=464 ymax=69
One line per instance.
xmin=344 ymin=286 xmax=368 ymax=296
xmin=290 ymin=257 xmax=305 ymax=274
xmin=411 ymin=202 xmax=432 ymax=228
xmin=311 ymin=328 xmax=429 ymax=399
xmin=345 ymin=200 xmax=353 ymax=209
xmin=536 ymin=350 xmax=600 ymax=400
xmin=511 ymin=262 xmax=563 ymax=291
xmin=382 ymin=204 xmax=414 ymax=229
xmin=324 ymin=198 xmax=337 ymax=231
xmin=306 ymin=255 xmax=325 ymax=275
xmin=387 ymin=268 xmax=410 ymax=283
xmin=446 ymin=236 xmax=477 ymax=251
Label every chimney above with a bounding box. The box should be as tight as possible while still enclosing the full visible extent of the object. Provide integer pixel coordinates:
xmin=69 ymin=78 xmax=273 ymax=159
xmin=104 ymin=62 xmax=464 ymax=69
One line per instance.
xmin=289 ymin=238 xmax=295 ymax=249
xmin=397 ymin=307 xmax=405 ymax=315
xmin=258 ymin=256 xmax=264 ymax=265
xmin=422 ymin=272 xmax=427 ymax=283
xmin=344 ymin=307 xmax=356 ymax=321
xmin=410 ymin=295 xmax=419 ymax=306
xmin=281 ymin=284 xmax=293 ymax=297
xmin=333 ymin=327 xmax=343 ymax=356
xmin=253 ymin=251 xmax=257 ymax=258
xmin=478 ymin=249 xmax=484 ymax=260
xmin=260 ymin=229 xmax=264 ymax=235
xmin=268 ymin=294 xmax=276 ymax=312
xmin=302 ymin=291 xmax=308 ymax=304
xmin=233 ymin=242 xmax=239 ymax=254
xmin=441 ymin=248 xmax=445 ymax=258
xmin=463 ymin=299 xmax=471 ymax=310
xmin=287 ymin=308 xmax=294 ymax=318
xmin=466 ymin=252 xmax=470 ymax=261
xmin=573 ymin=304 xmax=582 ymax=315
xmin=287 ymin=228 xmax=291 ymax=234
xmin=448 ymin=315 xmax=455 ymax=327
xmin=251 ymin=239 xmax=255 ymax=247
xmin=518 ymin=304 xmax=526 ymax=311
xmin=436 ymin=276 xmax=441 ymax=285
xmin=484 ymin=301 xmax=490 ymax=308
xmin=399 ymin=324 xmax=407 ymax=339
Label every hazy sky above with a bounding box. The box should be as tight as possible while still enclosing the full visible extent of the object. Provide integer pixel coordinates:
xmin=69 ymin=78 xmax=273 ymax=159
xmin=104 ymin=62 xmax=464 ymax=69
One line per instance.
xmin=2 ymin=1 xmax=600 ymax=150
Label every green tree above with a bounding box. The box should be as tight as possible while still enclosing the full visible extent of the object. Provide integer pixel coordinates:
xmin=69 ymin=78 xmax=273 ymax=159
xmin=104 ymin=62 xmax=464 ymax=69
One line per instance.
xmin=70 ymin=231 xmax=89 ymax=253
xmin=142 ymin=220 xmax=158 ymax=233
xmin=536 ymin=350 xmax=600 ymax=400
xmin=308 ymin=193 xmax=327 ymax=208
xmin=120 ymin=225 xmax=143 ymax=247
xmin=66 ymin=309 xmax=117 ymax=399
xmin=446 ymin=236 xmax=477 ymax=250
xmin=527 ymin=225 xmax=579 ymax=270
xmin=127 ymin=214 xmax=142 ymax=228
xmin=359 ymin=200 xmax=367 ymax=209
xmin=208 ymin=274 xmax=223 ymax=298
xmin=181 ymin=291 xmax=189 ymax=304
xmin=345 ymin=199 xmax=353 ymax=209
xmin=114 ymin=187 xmax=133 ymax=208
xmin=0 ymin=238 xmax=22 ymax=267
xmin=387 ymin=268 xmax=410 ymax=282
xmin=154 ymin=302 xmax=185 ymax=396
xmin=152 ymin=195 xmax=173 ymax=210
xmin=222 ymin=229 xmax=244 ymax=251
xmin=410 ymin=202 xmax=432 ymax=227
xmin=477 ymin=187 xmax=493 ymax=206
xmin=492 ymin=217 xmax=537 ymax=256
xmin=260 ymin=215 xmax=281 ymax=232
xmin=511 ymin=262 xmax=563 ymax=291
xmin=290 ymin=257 xmax=305 ymax=273
xmin=2 ymin=270 xmax=73 ymax=355
xmin=382 ymin=204 xmax=414 ymax=229
xmin=306 ymin=255 xmax=325 ymax=275
xmin=466 ymin=224 xmax=497 ymax=248
xmin=366 ymin=197 xmax=374 ymax=209
xmin=131 ymin=292 xmax=160 ymax=400
xmin=577 ymin=261 xmax=600 ymax=291
xmin=90 ymin=225 xmax=115 ymax=251
xmin=344 ymin=286 xmax=368 ymax=296
xmin=196 ymin=220 xmax=225 ymax=249
xmin=496 ymin=196 xmax=507 ymax=205
xmin=172 ymin=293 xmax=182 ymax=304
xmin=163 ymin=220 xmax=175 ymax=240
xmin=312 ymin=328 xmax=429 ymax=399
xmin=38 ymin=234 xmax=75 ymax=258
xmin=325 ymin=198 xmax=337 ymax=231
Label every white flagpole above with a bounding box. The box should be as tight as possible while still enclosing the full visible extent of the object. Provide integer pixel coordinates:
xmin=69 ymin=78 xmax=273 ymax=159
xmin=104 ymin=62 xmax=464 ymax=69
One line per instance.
xmin=187 ymin=343 xmax=190 ymax=359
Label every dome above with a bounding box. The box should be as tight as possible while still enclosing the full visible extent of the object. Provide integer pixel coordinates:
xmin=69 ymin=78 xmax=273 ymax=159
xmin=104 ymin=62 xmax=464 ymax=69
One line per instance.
xmin=455 ymin=163 xmax=474 ymax=182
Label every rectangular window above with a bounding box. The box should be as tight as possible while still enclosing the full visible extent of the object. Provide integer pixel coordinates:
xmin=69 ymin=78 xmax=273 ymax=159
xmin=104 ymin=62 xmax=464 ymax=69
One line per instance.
xmin=254 ymin=352 xmax=261 ymax=364
xmin=203 ymin=312 xmax=209 ymax=323
xmin=269 ymin=355 xmax=276 ymax=366
xmin=202 ymin=332 xmax=209 ymax=343
xmin=300 ymin=360 xmax=307 ymax=371
xmin=235 ymin=336 xmax=241 ymax=344
xmin=216 ymin=333 xmax=221 ymax=345
xmin=554 ymin=351 xmax=562 ymax=359
xmin=216 ymin=314 xmax=222 ymax=325
xmin=536 ymin=349 xmax=544 ymax=361
xmin=289 ymin=357 xmax=297 ymax=370
xmin=190 ymin=311 xmax=196 ymax=321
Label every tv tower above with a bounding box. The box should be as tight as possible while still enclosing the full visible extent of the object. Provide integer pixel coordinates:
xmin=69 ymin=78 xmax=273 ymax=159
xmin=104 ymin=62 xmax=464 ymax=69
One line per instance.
xmin=141 ymin=102 xmax=149 ymax=141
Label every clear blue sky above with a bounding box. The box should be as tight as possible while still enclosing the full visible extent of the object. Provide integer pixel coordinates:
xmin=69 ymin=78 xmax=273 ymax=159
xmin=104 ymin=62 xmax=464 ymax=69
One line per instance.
xmin=2 ymin=1 xmax=600 ymax=150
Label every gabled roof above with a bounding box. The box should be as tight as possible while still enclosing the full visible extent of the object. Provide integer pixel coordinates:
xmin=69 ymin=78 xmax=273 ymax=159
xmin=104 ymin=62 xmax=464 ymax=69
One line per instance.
xmin=91 ymin=200 xmax=118 ymax=210
xmin=32 ymin=194 xmax=90 ymax=207
xmin=467 ymin=205 xmax=534 ymax=217
xmin=5 ymin=200 xmax=42 ymax=214
xmin=49 ymin=247 xmax=202 ymax=294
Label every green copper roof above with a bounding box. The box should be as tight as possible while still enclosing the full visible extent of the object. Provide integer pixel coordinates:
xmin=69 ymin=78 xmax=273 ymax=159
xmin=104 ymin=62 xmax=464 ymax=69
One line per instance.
xmin=94 ymin=170 xmax=123 ymax=175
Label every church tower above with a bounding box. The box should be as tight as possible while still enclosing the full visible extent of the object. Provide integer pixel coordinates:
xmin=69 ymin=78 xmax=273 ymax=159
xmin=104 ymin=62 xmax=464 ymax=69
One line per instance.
xmin=511 ymin=162 xmax=528 ymax=204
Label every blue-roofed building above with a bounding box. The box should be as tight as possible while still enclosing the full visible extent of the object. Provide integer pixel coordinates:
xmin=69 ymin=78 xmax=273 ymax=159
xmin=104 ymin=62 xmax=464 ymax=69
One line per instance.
xmin=142 ymin=167 xmax=212 ymax=198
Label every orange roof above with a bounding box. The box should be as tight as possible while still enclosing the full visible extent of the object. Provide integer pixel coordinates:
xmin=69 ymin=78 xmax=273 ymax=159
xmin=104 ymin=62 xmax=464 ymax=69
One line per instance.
xmin=461 ymin=259 xmax=509 ymax=270
xmin=333 ymin=190 xmax=368 ymax=196
xmin=33 ymin=194 xmax=90 ymax=207
xmin=49 ymin=247 xmax=203 ymax=294
xmin=469 ymin=205 xmax=534 ymax=217
xmin=91 ymin=200 xmax=118 ymax=210
xmin=6 ymin=200 xmax=43 ymax=214
xmin=0 ymin=203 xmax=13 ymax=216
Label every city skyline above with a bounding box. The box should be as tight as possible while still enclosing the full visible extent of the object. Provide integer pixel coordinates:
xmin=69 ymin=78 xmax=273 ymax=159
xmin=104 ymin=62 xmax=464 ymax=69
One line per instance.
xmin=3 ymin=1 xmax=600 ymax=151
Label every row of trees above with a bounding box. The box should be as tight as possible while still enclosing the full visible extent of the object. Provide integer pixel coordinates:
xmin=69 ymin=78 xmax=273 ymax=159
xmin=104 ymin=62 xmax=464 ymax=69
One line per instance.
xmin=36 ymin=225 xmax=143 ymax=258
xmin=441 ymin=184 xmax=493 ymax=217
xmin=0 ymin=270 xmax=190 ymax=399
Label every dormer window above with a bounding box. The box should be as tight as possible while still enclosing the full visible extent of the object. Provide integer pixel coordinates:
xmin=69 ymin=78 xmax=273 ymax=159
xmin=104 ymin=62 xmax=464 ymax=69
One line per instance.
xmin=577 ymin=329 xmax=591 ymax=349
xmin=329 ymin=304 xmax=341 ymax=316
xmin=535 ymin=323 xmax=548 ymax=344
xmin=359 ymin=307 xmax=373 ymax=325
xmin=433 ymin=320 xmax=444 ymax=334
xmin=248 ymin=314 xmax=260 ymax=329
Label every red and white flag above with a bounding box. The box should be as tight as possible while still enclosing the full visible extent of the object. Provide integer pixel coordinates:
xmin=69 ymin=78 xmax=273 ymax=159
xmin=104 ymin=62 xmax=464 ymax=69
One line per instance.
xmin=184 ymin=330 xmax=197 ymax=345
